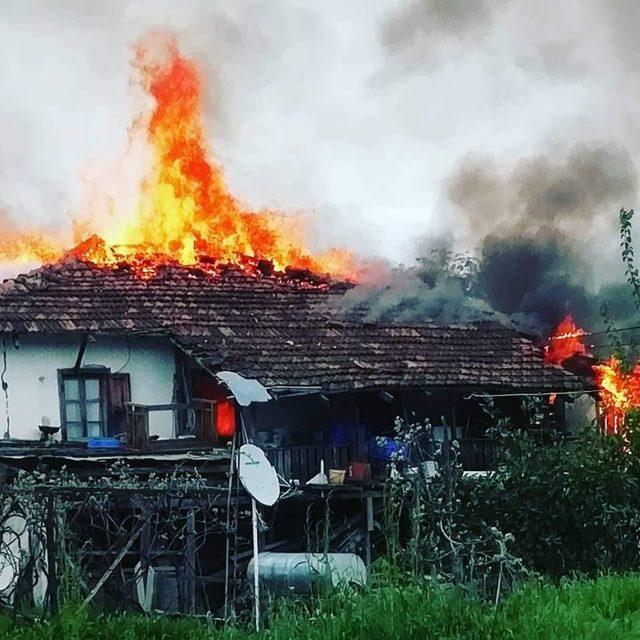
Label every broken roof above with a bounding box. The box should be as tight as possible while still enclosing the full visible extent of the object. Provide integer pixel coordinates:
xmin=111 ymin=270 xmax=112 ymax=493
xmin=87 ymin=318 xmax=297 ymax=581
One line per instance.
xmin=0 ymin=260 xmax=588 ymax=393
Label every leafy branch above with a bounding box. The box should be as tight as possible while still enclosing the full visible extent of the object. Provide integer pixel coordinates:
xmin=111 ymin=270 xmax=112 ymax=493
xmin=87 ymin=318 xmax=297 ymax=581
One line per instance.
xmin=619 ymin=207 xmax=640 ymax=311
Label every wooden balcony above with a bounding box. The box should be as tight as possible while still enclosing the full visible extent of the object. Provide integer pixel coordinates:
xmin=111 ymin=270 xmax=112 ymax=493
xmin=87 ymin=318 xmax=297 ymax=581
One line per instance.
xmin=262 ymin=438 xmax=498 ymax=484
xmin=265 ymin=444 xmax=351 ymax=483
xmin=124 ymin=399 xmax=218 ymax=448
xmin=458 ymin=437 xmax=498 ymax=471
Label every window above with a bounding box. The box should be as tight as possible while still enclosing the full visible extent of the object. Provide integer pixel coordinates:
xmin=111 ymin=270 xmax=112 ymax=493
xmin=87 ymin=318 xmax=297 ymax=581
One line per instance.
xmin=59 ymin=369 xmax=106 ymax=441
xmin=59 ymin=369 xmax=132 ymax=441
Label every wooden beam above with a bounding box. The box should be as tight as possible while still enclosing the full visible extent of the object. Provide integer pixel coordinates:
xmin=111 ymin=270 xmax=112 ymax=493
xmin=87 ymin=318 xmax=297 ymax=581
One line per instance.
xmin=73 ymin=335 xmax=89 ymax=372
xmin=45 ymin=493 xmax=58 ymax=616
xmin=364 ymin=496 xmax=373 ymax=567
xmin=183 ymin=508 xmax=196 ymax=614
xmin=82 ymin=524 xmax=145 ymax=608
xmin=125 ymin=402 xmax=194 ymax=412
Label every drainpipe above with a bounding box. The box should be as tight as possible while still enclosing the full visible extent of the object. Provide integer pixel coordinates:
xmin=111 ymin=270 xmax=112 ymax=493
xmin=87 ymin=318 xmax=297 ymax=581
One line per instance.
xmin=1 ymin=337 xmax=10 ymax=439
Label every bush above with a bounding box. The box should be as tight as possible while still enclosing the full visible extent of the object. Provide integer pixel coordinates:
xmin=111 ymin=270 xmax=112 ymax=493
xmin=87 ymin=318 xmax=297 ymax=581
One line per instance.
xmin=461 ymin=425 xmax=640 ymax=576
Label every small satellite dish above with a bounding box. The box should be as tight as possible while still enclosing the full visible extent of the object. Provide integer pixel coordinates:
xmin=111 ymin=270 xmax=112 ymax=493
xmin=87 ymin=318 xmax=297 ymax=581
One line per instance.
xmin=238 ymin=444 xmax=280 ymax=506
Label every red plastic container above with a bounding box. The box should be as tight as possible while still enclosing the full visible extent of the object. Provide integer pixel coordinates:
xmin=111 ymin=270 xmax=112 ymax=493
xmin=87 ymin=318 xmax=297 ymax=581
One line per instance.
xmin=348 ymin=462 xmax=371 ymax=481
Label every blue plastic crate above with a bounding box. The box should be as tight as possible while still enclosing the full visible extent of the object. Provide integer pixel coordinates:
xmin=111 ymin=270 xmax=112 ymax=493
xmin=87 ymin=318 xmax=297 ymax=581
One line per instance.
xmin=369 ymin=436 xmax=407 ymax=461
xmin=87 ymin=437 xmax=122 ymax=449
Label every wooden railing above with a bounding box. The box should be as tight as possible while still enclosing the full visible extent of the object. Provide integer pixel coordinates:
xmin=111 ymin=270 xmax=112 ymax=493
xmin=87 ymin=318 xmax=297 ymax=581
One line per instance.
xmin=458 ymin=438 xmax=498 ymax=471
xmin=124 ymin=400 xmax=218 ymax=448
xmin=265 ymin=444 xmax=351 ymax=483
xmin=263 ymin=439 xmax=497 ymax=481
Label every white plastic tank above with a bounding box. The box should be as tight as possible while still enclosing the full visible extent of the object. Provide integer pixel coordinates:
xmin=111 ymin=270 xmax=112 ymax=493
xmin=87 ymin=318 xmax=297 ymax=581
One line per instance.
xmin=247 ymin=552 xmax=367 ymax=596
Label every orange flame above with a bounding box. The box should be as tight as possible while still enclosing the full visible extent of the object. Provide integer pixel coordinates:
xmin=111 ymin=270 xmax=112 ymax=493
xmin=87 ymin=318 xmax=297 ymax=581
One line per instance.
xmin=544 ymin=315 xmax=588 ymax=365
xmin=544 ymin=318 xmax=640 ymax=434
xmin=0 ymin=211 xmax=64 ymax=265
xmin=592 ymin=356 xmax=640 ymax=434
xmin=0 ymin=32 xmax=355 ymax=279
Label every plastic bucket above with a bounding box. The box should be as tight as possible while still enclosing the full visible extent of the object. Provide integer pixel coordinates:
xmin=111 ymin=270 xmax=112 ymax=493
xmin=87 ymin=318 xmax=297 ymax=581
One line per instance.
xmin=349 ymin=461 xmax=371 ymax=481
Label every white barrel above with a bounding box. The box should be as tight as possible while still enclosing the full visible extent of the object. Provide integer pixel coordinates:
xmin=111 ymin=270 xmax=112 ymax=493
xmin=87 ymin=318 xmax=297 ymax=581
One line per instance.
xmin=247 ymin=552 xmax=366 ymax=595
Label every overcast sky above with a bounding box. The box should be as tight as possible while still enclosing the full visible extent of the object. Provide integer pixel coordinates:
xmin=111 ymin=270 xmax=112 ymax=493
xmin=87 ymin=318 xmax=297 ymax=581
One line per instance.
xmin=1 ymin=0 xmax=640 ymax=271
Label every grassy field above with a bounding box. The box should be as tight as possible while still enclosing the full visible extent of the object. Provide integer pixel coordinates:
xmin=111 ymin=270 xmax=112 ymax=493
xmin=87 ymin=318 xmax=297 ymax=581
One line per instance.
xmin=2 ymin=574 xmax=640 ymax=639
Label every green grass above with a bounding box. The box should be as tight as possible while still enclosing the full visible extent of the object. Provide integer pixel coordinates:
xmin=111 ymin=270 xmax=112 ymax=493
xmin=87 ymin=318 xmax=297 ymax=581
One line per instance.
xmin=3 ymin=574 xmax=640 ymax=639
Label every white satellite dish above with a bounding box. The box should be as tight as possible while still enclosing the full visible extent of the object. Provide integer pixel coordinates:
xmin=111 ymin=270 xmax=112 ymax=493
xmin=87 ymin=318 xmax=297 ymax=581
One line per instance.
xmin=237 ymin=443 xmax=281 ymax=631
xmin=238 ymin=444 xmax=280 ymax=507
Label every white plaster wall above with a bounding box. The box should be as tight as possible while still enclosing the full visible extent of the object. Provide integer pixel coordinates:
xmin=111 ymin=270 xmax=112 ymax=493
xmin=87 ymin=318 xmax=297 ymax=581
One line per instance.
xmin=564 ymin=393 xmax=597 ymax=432
xmin=0 ymin=334 xmax=177 ymax=440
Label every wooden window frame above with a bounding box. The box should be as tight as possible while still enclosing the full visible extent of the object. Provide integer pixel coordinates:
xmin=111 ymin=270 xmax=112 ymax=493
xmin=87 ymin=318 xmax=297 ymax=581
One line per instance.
xmin=58 ymin=367 xmax=109 ymax=442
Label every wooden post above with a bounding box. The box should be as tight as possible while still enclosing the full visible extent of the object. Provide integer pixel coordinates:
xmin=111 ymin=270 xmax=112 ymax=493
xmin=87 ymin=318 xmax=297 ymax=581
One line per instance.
xmin=450 ymin=390 xmax=457 ymax=439
xmin=223 ymin=431 xmax=237 ymax=621
xmin=139 ymin=497 xmax=151 ymax=608
xmin=45 ymin=493 xmax=58 ymax=616
xmin=364 ymin=496 xmax=373 ymax=567
xmin=441 ymin=416 xmax=453 ymax=508
xmin=129 ymin=406 xmax=150 ymax=449
xmin=184 ymin=508 xmax=196 ymax=614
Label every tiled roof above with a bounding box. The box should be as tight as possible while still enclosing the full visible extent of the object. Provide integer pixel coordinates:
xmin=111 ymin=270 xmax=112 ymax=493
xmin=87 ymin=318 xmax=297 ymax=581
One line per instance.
xmin=0 ymin=260 xmax=588 ymax=393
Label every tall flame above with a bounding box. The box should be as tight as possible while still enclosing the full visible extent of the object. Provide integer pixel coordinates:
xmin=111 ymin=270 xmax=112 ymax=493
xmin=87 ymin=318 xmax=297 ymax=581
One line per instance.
xmin=543 ymin=317 xmax=640 ymax=434
xmin=543 ymin=315 xmax=588 ymax=365
xmin=0 ymin=32 xmax=354 ymax=279
xmin=592 ymin=356 xmax=640 ymax=434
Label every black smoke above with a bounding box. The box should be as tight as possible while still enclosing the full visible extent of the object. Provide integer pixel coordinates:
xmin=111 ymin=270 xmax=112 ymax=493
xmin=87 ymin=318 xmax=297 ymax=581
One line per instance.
xmin=340 ymin=142 xmax=640 ymax=336
xmin=477 ymin=235 xmax=596 ymax=332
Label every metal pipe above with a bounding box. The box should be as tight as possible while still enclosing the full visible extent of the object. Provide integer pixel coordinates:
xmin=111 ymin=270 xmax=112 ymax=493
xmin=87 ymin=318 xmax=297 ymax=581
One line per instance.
xmin=251 ymin=498 xmax=260 ymax=632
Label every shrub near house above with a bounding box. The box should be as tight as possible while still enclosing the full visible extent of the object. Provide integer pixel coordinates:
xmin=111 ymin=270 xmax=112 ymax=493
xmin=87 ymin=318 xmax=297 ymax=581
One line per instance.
xmin=460 ymin=421 xmax=640 ymax=577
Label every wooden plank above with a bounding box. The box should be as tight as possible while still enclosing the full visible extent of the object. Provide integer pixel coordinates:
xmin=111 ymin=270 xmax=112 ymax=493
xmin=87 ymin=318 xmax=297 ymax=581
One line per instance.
xmin=183 ymin=509 xmax=196 ymax=614
xmin=364 ymin=498 xmax=372 ymax=567
xmin=45 ymin=493 xmax=58 ymax=616
xmin=82 ymin=524 xmax=145 ymax=608
xmin=73 ymin=334 xmax=89 ymax=372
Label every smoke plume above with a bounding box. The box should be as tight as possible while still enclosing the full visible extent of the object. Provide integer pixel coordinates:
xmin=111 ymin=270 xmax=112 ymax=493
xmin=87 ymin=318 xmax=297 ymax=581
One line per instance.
xmin=447 ymin=144 xmax=637 ymax=241
xmin=381 ymin=0 xmax=501 ymax=68
xmin=341 ymin=142 xmax=639 ymax=331
xmin=338 ymin=250 xmax=507 ymax=325
xmin=3 ymin=2 xmax=640 ymax=336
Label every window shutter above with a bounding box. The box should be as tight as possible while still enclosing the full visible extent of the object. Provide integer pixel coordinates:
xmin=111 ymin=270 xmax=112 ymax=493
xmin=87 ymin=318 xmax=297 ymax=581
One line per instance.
xmin=108 ymin=373 xmax=131 ymax=436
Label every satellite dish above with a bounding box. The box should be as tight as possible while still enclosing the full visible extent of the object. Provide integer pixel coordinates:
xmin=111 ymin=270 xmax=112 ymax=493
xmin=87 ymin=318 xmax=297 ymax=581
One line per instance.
xmin=238 ymin=444 xmax=280 ymax=506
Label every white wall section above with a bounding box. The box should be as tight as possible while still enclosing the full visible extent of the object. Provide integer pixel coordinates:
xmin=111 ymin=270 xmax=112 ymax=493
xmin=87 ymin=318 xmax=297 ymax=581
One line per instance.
xmin=0 ymin=334 xmax=176 ymax=440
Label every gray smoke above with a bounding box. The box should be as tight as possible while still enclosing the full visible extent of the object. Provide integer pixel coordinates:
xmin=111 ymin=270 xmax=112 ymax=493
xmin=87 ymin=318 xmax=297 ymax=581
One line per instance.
xmin=478 ymin=235 xmax=595 ymax=331
xmin=338 ymin=265 xmax=506 ymax=325
xmin=447 ymin=144 xmax=637 ymax=241
xmin=338 ymin=240 xmax=512 ymax=325
xmin=450 ymin=143 xmax=638 ymax=330
xmin=381 ymin=0 xmax=501 ymax=67
xmin=340 ymin=141 xmax=639 ymax=329
xmin=374 ymin=0 xmax=640 ymax=333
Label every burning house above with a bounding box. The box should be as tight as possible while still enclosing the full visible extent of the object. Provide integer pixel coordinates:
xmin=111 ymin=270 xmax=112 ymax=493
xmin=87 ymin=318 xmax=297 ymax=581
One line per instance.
xmin=0 ymin=254 xmax=592 ymax=474
xmin=0 ymin=33 xmax=601 ymax=616
xmin=0 ymin=256 xmax=597 ymax=616
xmin=545 ymin=315 xmax=640 ymax=435
xmin=0 ymin=253 xmax=599 ymax=616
